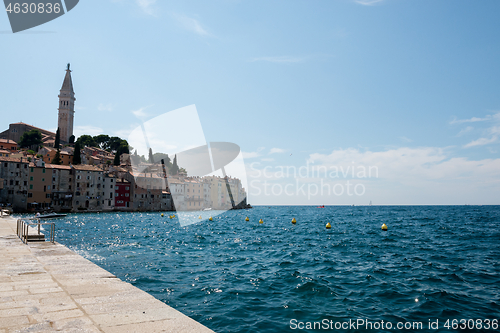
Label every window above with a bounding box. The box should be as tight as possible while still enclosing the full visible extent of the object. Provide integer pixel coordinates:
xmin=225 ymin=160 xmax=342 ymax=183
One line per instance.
xmin=28 ymin=193 xmax=33 ymax=198
xmin=77 ymin=183 xmax=80 ymax=187
xmin=48 ymin=186 xmax=51 ymax=190
xmin=9 ymin=180 xmax=13 ymax=185
xmin=30 ymin=176 xmax=33 ymax=181
xmin=16 ymin=164 xmax=19 ymax=168
xmin=3 ymin=163 xmax=6 ymax=167
xmin=46 ymin=194 xmax=50 ymax=198
xmin=29 ymin=184 xmax=33 ymax=189
xmin=110 ymin=185 xmax=113 ymax=189
xmin=125 ymin=193 xmax=129 ymax=197
xmin=110 ymin=193 xmax=113 ymax=199
xmin=126 ymin=186 xmax=130 ymax=190
xmin=111 ymin=179 xmax=114 ymax=182
xmin=43 ymin=186 xmax=46 ymax=192
xmin=42 ymin=178 xmax=45 ymax=182
xmin=42 ymin=169 xmax=45 ymax=173
xmin=115 ymin=186 xmax=119 ymax=189
xmin=30 ymin=167 xmax=33 ymax=172
xmin=8 ymin=190 xmax=14 ymax=194
xmin=23 ymin=181 xmax=27 ymax=186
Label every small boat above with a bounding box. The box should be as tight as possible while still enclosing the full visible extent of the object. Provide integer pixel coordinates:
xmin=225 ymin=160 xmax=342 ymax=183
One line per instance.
xmin=37 ymin=213 xmax=67 ymax=219
xmin=317 ymin=205 xmax=325 ymax=208
xmin=203 ymin=208 xmax=212 ymax=211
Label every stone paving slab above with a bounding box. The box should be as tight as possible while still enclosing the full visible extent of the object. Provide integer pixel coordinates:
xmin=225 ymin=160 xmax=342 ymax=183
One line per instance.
xmin=0 ymin=216 xmax=215 ymax=333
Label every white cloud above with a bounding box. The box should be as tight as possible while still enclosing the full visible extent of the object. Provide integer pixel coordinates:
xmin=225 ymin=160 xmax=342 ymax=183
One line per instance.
xmin=242 ymin=147 xmax=265 ymax=159
xmin=354 ymin=0 xmax=384 ymax=5
xmin=399 ymin=136 xmax=413 ymax=143
xmin=450 ymin=116 xmax=490 ymax=124
xmin=251 ymin=56 xmax=305 ymax=64
xmin=452 ymin=112 xmax=500 ymax=148
xmin=74 ymin=125 xmax=103 ymax=138
xmin=245 ymin=146 xmax=500 ymax=205
xmin=269 ymin=148 xmax=285 ymax=154
xmin=456 ymin=126 xmax=474 ymax=137
xmin=464 ymin=136 xmax=498 ymax=148
xmin=136 ymin=0 xmax=157 ymax=16
xmin=173 ymin=13 xmax=210 ymax=36
xmin=131 ymin=106 xmax=152 ymax=119
xmin=97 ymin=103 xmax=113 ymax=112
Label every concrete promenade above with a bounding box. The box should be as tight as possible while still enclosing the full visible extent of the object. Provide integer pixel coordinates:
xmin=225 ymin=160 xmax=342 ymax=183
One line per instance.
xmin=0 ymin=216 xmax=215 ymax=333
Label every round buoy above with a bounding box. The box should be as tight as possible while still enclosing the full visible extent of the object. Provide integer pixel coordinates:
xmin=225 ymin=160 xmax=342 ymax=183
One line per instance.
xmin=209 ymin=217 xmax=213 ymax=221
xmin=381 ymin=223 xmax=388 ymax=231
xmin=245 ymin=217 xmax=249 ymax=221
xmin=199 ymin=215 xmax=202 ymax=219
xmin=326 ymin=222 xmax=332 ymax=229
xmin=169 ymin=215 xmax=173 ymax=219
xmin=161 ymin=213 xmax=164 ymax=217
xmin=291 ymin=218 xmax=297 ymax=224
xmin=259 ymin=219 xmax=263 ymax=224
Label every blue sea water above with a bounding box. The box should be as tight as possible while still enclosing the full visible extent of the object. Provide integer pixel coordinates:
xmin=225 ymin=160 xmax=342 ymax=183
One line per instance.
xmin=50 ymin=206 xmax=499 ymax=332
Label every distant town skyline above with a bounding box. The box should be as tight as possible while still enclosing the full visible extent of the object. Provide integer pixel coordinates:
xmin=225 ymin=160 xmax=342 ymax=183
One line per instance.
xmin=1 ymin=0 xmax=499 ymax=205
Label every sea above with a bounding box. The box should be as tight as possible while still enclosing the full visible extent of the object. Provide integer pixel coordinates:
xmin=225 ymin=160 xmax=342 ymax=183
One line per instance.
xmin=47 ymin=206 xmax=500 ymax=332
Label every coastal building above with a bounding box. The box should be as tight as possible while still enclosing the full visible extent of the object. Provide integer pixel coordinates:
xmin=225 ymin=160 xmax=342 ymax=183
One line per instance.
xmin=0 ymin=123 xmax=56 ymax=147
xmin=27 ymin=160 xmax=52 ymax=210
xmin=114 ymin=178 xmax=131 ymax=210
xmin=47 ymin=164 xmax=73 ymax=212
xmin=168 ymin=178 xmax=186 ymax=211
xmin=0 ymin=139 xmax=17 ymax=152
xmin=58 ymin=64 xmax=76 ymax=143
xmin=0 ymin=150 xmax=11 ymax=157
xmin=133 ymin=173 xmax=165 ymax=211
xmin=72 ymin=165 xmax=104 ymax=211
xmin=103 ymin=174 xmax=116 ymax=211
xmin=39 ymin=147 xmax=74 ymax=165
xmin=0 ymin=156 xmax=29 ymax=212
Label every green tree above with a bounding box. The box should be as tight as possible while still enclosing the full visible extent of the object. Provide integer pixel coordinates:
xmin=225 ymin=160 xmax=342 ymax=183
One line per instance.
xmin=93 ymin=134 xmax=110 ymax=150
xmin=76 ymin=135 xmax=96 ymax=147
xmin=153 ymin=153 xmax=171 ymax=168
xmin=171 ymin=154 xmax=179 ymax=175
xmin=69 ymin=135 xmax=75 ymax=144
xmin=113 ymin=143 xmax=130 ymax=166
xmin=52 ymin=149 xmax=62 ymax=165
xmin=113 ymin=152 xmax=120 ymax=166
xmin=148 ymin=148 xmax=154 ymax=163
xmin=73 ymin=142 xmax=81 ymax=164
xmin=19 ymin=130 xmax=43 ymax=150
xmin=55 ymin=128 xmax=60 ymax=149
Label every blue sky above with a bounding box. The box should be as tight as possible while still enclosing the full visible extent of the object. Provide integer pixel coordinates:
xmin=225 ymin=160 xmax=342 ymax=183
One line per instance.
xmin=1 ymin=0 xmax=500 ymax=205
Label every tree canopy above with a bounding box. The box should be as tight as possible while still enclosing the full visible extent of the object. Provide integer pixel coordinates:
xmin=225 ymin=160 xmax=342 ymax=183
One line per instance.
xmin=73 ymin=142 xmax=81 ymax=164
xmin=19 ymin=130 xmax=43 ymax=149
xmin=55 ymin=128 xmax=60 ymax=149
xmin=52 ymin=149 xmax=62 ymax=165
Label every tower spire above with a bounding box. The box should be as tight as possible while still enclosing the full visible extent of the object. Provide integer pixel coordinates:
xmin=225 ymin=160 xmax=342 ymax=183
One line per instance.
xmin=58 ymin=64 xmax=76 ymax=143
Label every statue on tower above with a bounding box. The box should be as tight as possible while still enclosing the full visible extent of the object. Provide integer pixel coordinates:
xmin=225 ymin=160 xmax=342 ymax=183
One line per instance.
xmin=67 ymin=63 xmax=70 ymax=71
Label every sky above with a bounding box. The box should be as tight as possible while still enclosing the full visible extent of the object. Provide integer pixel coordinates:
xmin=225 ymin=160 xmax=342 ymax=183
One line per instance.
xmin=1 ymin=0 xmax=500 ymax=205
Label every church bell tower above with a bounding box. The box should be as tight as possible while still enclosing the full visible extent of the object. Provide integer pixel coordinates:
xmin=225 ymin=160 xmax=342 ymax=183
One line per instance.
xmin=58 ymin=63 xmax=76 ymax=143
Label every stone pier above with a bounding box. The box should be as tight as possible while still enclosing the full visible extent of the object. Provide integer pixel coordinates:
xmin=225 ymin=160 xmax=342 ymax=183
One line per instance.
xmin=0 ymin=216 xmax=215 ymax=333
